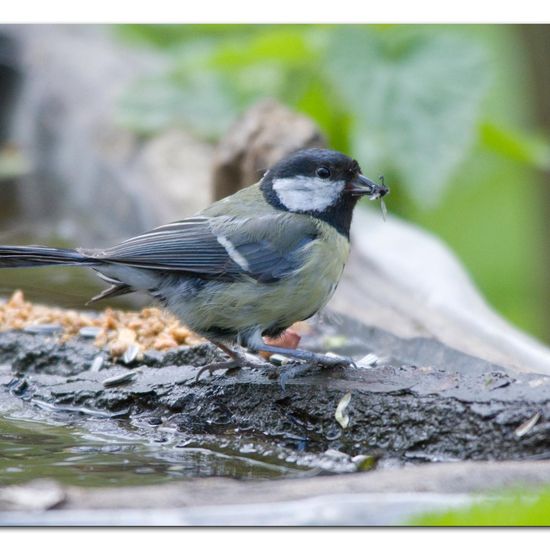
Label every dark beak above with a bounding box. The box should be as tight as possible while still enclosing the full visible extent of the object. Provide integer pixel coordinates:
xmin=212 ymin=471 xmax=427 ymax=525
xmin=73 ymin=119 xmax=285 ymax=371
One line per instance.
xmin=347 ymin=174 xmax=389 ymax=200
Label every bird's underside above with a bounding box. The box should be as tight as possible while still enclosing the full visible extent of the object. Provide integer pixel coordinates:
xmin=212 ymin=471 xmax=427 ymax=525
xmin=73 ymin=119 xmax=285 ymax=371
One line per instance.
xmin=93 ymin=266 xmax=356 ymax=382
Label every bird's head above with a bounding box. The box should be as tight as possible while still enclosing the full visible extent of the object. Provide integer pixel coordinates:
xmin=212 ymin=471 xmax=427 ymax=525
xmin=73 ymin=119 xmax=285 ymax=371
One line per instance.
xmin=260 ymin=148 xmax=388 ymax=236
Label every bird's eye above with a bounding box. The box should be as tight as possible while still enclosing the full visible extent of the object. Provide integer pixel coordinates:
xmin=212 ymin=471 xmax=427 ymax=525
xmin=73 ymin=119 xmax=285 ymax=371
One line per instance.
xmin=316 ymin=167 xmax=331 ymax=179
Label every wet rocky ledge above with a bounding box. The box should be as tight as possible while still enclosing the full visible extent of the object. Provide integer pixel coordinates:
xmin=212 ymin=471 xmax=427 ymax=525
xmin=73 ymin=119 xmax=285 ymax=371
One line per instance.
xmin=1 ymin=311 xmax=550 ymax=524
xmin=1 ymin=311 xmax=550 ymax=466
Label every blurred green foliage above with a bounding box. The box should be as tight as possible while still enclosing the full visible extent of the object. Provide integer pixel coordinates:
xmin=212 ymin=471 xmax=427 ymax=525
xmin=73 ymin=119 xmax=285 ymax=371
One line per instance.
xmin=411 ymin=487 xmax=550 ymax=526
xmin=115 ymin=25 xmax=495 ymax=206
xmin=114 ymin=24 xmax=550 ymax=341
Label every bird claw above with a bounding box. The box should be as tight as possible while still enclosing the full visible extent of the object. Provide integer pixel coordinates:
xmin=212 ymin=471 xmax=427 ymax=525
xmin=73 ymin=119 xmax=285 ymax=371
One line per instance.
xmin=194 ymin=345 xmax=356 ymax=387
xmin=195 ymin=360 xmax=239 ymax=382
xmin=278 ymin=362 xmax=311 ymax=392
xmin=277 ymin=354 xmax=356 ymax=391
xmin=194 ymin=352 xmax=272 ymax=382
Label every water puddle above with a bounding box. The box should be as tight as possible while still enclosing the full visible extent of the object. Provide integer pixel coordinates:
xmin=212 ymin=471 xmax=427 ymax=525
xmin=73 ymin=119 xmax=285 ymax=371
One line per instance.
xmin=0 ymin=380 xmax=369 ymax=488
xmin=0 ymin=409 xmax=320 ymax=487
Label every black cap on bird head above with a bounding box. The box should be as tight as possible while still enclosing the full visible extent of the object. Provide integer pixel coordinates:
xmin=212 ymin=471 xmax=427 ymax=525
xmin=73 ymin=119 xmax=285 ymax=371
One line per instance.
xmin=260 ymin=148 xmax=388 ymax=238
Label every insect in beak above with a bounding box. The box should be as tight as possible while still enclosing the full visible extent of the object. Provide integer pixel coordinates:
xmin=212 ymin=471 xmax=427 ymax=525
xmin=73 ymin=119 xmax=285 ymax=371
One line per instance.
xmin=347 ymin=174 xmax=389 ymax=198
xmin=347 ymin=174 xmax=389 ymax=221
xmin=377 ymin=176 xmax=389 ymax=221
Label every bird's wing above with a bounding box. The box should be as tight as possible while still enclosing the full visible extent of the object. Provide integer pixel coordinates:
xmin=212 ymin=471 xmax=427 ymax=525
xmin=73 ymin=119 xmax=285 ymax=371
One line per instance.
xmin=81 ymin=215 xmax=318 ymax=283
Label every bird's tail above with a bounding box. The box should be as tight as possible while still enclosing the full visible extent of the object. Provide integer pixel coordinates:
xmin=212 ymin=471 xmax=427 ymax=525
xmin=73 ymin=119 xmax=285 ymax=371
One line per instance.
xmin=0 ymin=245 xmax=98 ymax=268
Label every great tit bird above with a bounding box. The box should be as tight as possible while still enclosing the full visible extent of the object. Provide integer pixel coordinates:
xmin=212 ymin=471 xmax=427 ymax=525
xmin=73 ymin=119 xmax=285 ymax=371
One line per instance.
xmin=0 ymin=148 xmax=388 ymax=373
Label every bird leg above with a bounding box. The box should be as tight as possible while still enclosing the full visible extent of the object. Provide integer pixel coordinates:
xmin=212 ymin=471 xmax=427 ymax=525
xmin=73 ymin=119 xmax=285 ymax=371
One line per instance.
xmin=194 ymin=341 xmax=270 ymax=382
xmin=195 ymin=336 xmax=356 ymax=385
xmin=247 ymin=340 xmax=356 ymax=368
xmin=247 ymin=338 xmax=356 ymax=391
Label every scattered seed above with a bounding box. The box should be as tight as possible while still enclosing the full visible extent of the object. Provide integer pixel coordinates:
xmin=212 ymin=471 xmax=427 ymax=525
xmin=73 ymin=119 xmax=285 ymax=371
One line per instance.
xmin=515 ymin=411 xmax=541 ymax=438
xmin=79 ymin=326 xmax=102 ymax=339
xmin=357 ymin=353 xmax=379 ymax=368
xmin=102 ymin=370 xmax=140 ymax=388
xmin=269 ymin=353 xmax=291 ymax=366
xmin=23 ymin=324 xmax=63 ymax=335
xmin=1 ymin=290 xmax=202 ymax=355
xmin=335 ymin=392 xmax=352 ymax=429
xmin=123 ymin=344 xmax=140 ymax=365
xmin=90 ymin=355 xmax=104 ymax=373
xmin=325 ymin=352 xmax=345 ymax=361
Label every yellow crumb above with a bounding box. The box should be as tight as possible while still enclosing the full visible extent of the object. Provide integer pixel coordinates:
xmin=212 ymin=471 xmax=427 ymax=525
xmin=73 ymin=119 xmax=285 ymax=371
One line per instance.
xmin=0 ymin=290 xmax=203 ymax=359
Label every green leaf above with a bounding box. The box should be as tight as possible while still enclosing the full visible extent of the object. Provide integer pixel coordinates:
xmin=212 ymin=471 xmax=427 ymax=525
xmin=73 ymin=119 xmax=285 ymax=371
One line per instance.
xmin=116 ymin=72 xmax=241 ymax=139
xmin=480 ymin=120 xmax=550 ymax=169
xmin=327 ymin=27 xmax=491 ymax=207
xmin=411 ymin=487 xmax=550 ymax=526
xmin=116 ymin=27 xmax=331 ymax=141
xmin=115 ymin=24 xmax=261 ymax=50
xmin=209 ymin=29 xmax=316 ymax=68
xmin=295 ymin=76 xmax=352 ymax=152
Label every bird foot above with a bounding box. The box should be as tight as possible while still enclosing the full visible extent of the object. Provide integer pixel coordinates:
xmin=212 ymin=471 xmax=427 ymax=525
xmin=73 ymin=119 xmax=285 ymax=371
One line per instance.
xmin=194 ymin=359 xmax=239 ymax=382
xmin=275 ymin=354 xmax=355 ymax=391
xmin=194 ymin=344 xmax=356 ymax=386
xmin=194 ymin=351 xmax=271 ymax=382
xmin=276 ymin=362 xmax=312 ymax=391
xmin=265 ymin=349 xmax=356 ymax=369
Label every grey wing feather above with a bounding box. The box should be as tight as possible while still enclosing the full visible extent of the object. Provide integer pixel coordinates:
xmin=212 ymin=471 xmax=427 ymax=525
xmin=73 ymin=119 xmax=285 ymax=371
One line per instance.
xmin=81 ymin=217 xmax=239 ymax=280
xmin=81 ymin=215 xmax=318 ymax=283
xmin=216 ymin=216 xmax=318 ymax=282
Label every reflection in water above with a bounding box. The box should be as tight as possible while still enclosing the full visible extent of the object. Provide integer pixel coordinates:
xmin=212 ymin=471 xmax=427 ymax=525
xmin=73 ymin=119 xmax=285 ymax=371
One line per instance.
xmin=0 ymin=414 xmax=312 ymax=488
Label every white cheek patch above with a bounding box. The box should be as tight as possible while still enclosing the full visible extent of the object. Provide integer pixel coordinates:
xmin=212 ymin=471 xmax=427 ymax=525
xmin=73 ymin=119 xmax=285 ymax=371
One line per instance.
xmin=272 ymin=176 xmax=345 ymax=212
